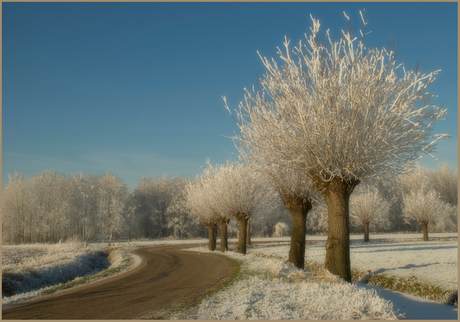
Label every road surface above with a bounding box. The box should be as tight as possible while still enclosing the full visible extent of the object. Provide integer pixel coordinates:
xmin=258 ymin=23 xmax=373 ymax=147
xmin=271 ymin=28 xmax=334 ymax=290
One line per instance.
xmin=2 ymin=244 xmax=233 ymax=319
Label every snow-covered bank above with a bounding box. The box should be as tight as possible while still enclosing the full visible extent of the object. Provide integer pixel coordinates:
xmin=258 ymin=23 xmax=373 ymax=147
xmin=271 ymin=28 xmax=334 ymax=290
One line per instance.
xmin=2 ymin=241 xmax=132 ymax=307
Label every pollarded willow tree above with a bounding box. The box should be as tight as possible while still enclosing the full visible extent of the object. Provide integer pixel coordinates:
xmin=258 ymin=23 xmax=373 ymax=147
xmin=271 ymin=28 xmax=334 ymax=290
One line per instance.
xmin=403 ymin=188 xmax=448 ymax=241
xmin=185 ymin=174 xmax=217 ymax=251
xmin=225 ymin=11 xmax=448 ymax=281
xmin=198 ymin=160 xmax=233 ymax=252
xmin=350 ymin=185 xmax=390 ymax=242
xmin=247 ymin=161 xmax=318 ymax=268
xmin=214 ymin=161 xmax=274 ymax=255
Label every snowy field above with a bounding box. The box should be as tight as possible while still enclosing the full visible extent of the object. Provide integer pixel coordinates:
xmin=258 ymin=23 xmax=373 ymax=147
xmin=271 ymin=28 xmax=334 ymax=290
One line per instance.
xmin=251 ymin=234 xmax=458 ymax=290
xmin=2 ymin=233 xmax=458 ymax=319
xmin=161 ymin=233 xmax=457 ymax=320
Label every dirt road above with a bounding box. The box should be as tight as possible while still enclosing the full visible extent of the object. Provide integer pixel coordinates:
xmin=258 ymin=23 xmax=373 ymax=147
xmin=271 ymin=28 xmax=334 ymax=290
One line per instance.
xmin=2 ymin=244 xmax=233 ymax=319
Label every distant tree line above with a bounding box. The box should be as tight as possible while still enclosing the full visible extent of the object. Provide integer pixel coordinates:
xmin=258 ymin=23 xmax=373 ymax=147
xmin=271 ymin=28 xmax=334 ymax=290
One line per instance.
xmin=1 ymin=163 xmax=457 ymax=245
xmin=2 ymin=171 xmax=128 ymax=244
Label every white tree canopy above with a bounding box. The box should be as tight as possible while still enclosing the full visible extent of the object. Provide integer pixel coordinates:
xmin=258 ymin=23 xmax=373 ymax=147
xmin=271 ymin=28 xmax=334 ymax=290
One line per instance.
xmin=185 ymin=169 xmax=217 ymax=226
xmin=403 ymin=189 xmax=448 ymax=225
xmin=225 ymin=12 xmax=448 ymax=187
xmin=350 ymin=185 xmax=390 ymax=230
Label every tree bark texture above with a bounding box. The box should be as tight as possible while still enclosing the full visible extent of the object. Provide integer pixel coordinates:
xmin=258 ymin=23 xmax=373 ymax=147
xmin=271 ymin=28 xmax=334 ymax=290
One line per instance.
xmin=316 ymin=177 xmax=358 ymax=283
xmin=246 ymin=220 xmax=252 ymax=246
xmin=215 ymin=216 xmax=230 ymax=252
xmin=234 ymin=212 xmax=249 ymax=255
xmin=213 ymin=225 xmax=217 ymax=248
xmin=282 ymin=196 xmax=312 ymax=269
xmin=205 ymin=222 xmax=217 ymax=251
xmin=363 ymin=221 xmax=370 ymax=242
xmin=421 ymin=221 xmax=429 ymax=241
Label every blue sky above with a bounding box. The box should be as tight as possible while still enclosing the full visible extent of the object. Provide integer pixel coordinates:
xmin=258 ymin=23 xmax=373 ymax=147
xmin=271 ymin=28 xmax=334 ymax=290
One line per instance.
xmin=3 ymin=2 xmax=458 ymax=191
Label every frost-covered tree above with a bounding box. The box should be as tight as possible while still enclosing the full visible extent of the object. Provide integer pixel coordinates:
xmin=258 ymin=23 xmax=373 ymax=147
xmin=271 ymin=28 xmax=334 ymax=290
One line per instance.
xmin=2 ymin=170 xmax=133 ymax=244
xmin=185 ymin=175 xmax=218 ymax=251
xmin=202 ymin=162 xmax=233 ymax=252
xmin=29 ymin=170 xmax=73 ymax=242
xmin=248 ymin=163 xmax=317 ymax=268
xmin=96 ymin=173 xmax=128 ymax=239
xmin=273 ymin=222 xmax=289 ymax=237
xmin=166 ymin=177 xmax=200 ymax=239
xmin=403 ymin=189 xmax=448 ymax=241
xmin=2 ymin=173 xmax=32 ymax=244
xmin=225 ymin=11 xmax=448 ymax=281
xmin=227 ymin=163 xmax=273 ymax=255
xmin=209 ymin=161 xmax=272 ymax=255
xmin=72 ymin=173 xmax=99 ymax=242
xmin=350 ymin=186 xmax=390 ymax=242
xmin=307 ymin=199 xmax=328 ymax=235
xmin=400 ymin=163 xmax=458 ymax=233
xmin=426 ymin=163 xmax=458 ymax=206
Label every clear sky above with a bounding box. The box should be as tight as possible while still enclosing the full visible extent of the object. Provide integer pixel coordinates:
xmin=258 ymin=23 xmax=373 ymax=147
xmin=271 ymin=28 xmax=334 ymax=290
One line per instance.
xmin=2 ymin=2 xmax=458 ymax=191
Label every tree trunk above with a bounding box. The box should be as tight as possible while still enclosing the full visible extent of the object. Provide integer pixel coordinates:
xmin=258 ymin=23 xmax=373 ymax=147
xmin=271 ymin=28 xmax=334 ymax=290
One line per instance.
xmin=234 ymin=212 xmax=249 ymax=254
xmin=246 ymin=220 xmax=252 ymax=246
xmin=213 ymin=225 xmax=217 ymax=248
xmin=216 ymin=216 xmax=229 ymax=252
xmin=205 ymin=223 xmax=217 ymax=251
xmin=283 ymin=196 xmax=312 ymax=269
xmin=421 ymin=221 xmax=429 ymax=241
xmin=363 ymin=221 xmax=370 ymax=242
xmin=316 ymin=177 xmax=358 ymax=283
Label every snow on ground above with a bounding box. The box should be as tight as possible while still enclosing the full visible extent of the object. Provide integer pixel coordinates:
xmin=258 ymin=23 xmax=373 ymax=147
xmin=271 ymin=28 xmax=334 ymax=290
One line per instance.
xmin=166 ymin=248 xmax=400 ymax=320
xmin=251 ymin=233 xmax=458 ymax=290
xmin=165 ymin=232 xmax=457 ymax=320
xmin=359 ymin=283 xmax=458 ymax=320
xmin=2 ymin=233 xmax=458 ymax=319
xmin=2 ymin=240 xmax=130 ymax=307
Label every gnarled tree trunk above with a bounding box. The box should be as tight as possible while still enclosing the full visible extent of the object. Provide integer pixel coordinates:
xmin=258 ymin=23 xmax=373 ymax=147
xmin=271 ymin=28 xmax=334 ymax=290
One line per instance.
xmin=234 ymin=212 xmax=249 ymax=254
xmin=205 ymin=222 xmax=217 ymax=251
xmin=315 ymin=177 xmax=359 ymax=282
xmin=363 ymin=221 xmax=370 ymax=242
xmin=420 ymin=221 xmax=429 ymax=241
xmin=215 ymin=216 xmax=230 ymax=252
xmin=246 ymin=220 xmax=252 ymax=246
xmin=283 ymin=196 xmax=312 ymax=269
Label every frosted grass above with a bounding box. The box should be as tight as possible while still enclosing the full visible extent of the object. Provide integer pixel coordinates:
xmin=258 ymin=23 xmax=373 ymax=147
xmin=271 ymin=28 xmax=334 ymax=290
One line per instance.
xmin=169 ymin=248 xmax=400 ymax=320
xmin=3 ymin=233 xmax=457 ymax=319
xmin=2 ymin=241 xmax=128 ymax=307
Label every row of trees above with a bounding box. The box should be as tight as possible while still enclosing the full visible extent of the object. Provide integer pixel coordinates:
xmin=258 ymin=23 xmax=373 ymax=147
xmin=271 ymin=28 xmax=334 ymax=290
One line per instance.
xmin=308 ymin=163 xmax=458 ymax=239
xmin=2 ymin=10 xmax=455 ymax=285
xmin=222 ymin=11 xmax=451 ymax=282
xmin=2 ymin=162 xmax=456 ymax=245
xmin=2 ymin=171 xmax=203 ymax=244
xmin=185 ymin=160 xmax=457 ymax=265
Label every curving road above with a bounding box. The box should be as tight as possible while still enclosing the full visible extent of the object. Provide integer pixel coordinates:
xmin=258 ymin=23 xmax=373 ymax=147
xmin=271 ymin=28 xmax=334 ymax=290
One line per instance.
xmin=2 ymin=244 xmax=233 ymax=319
